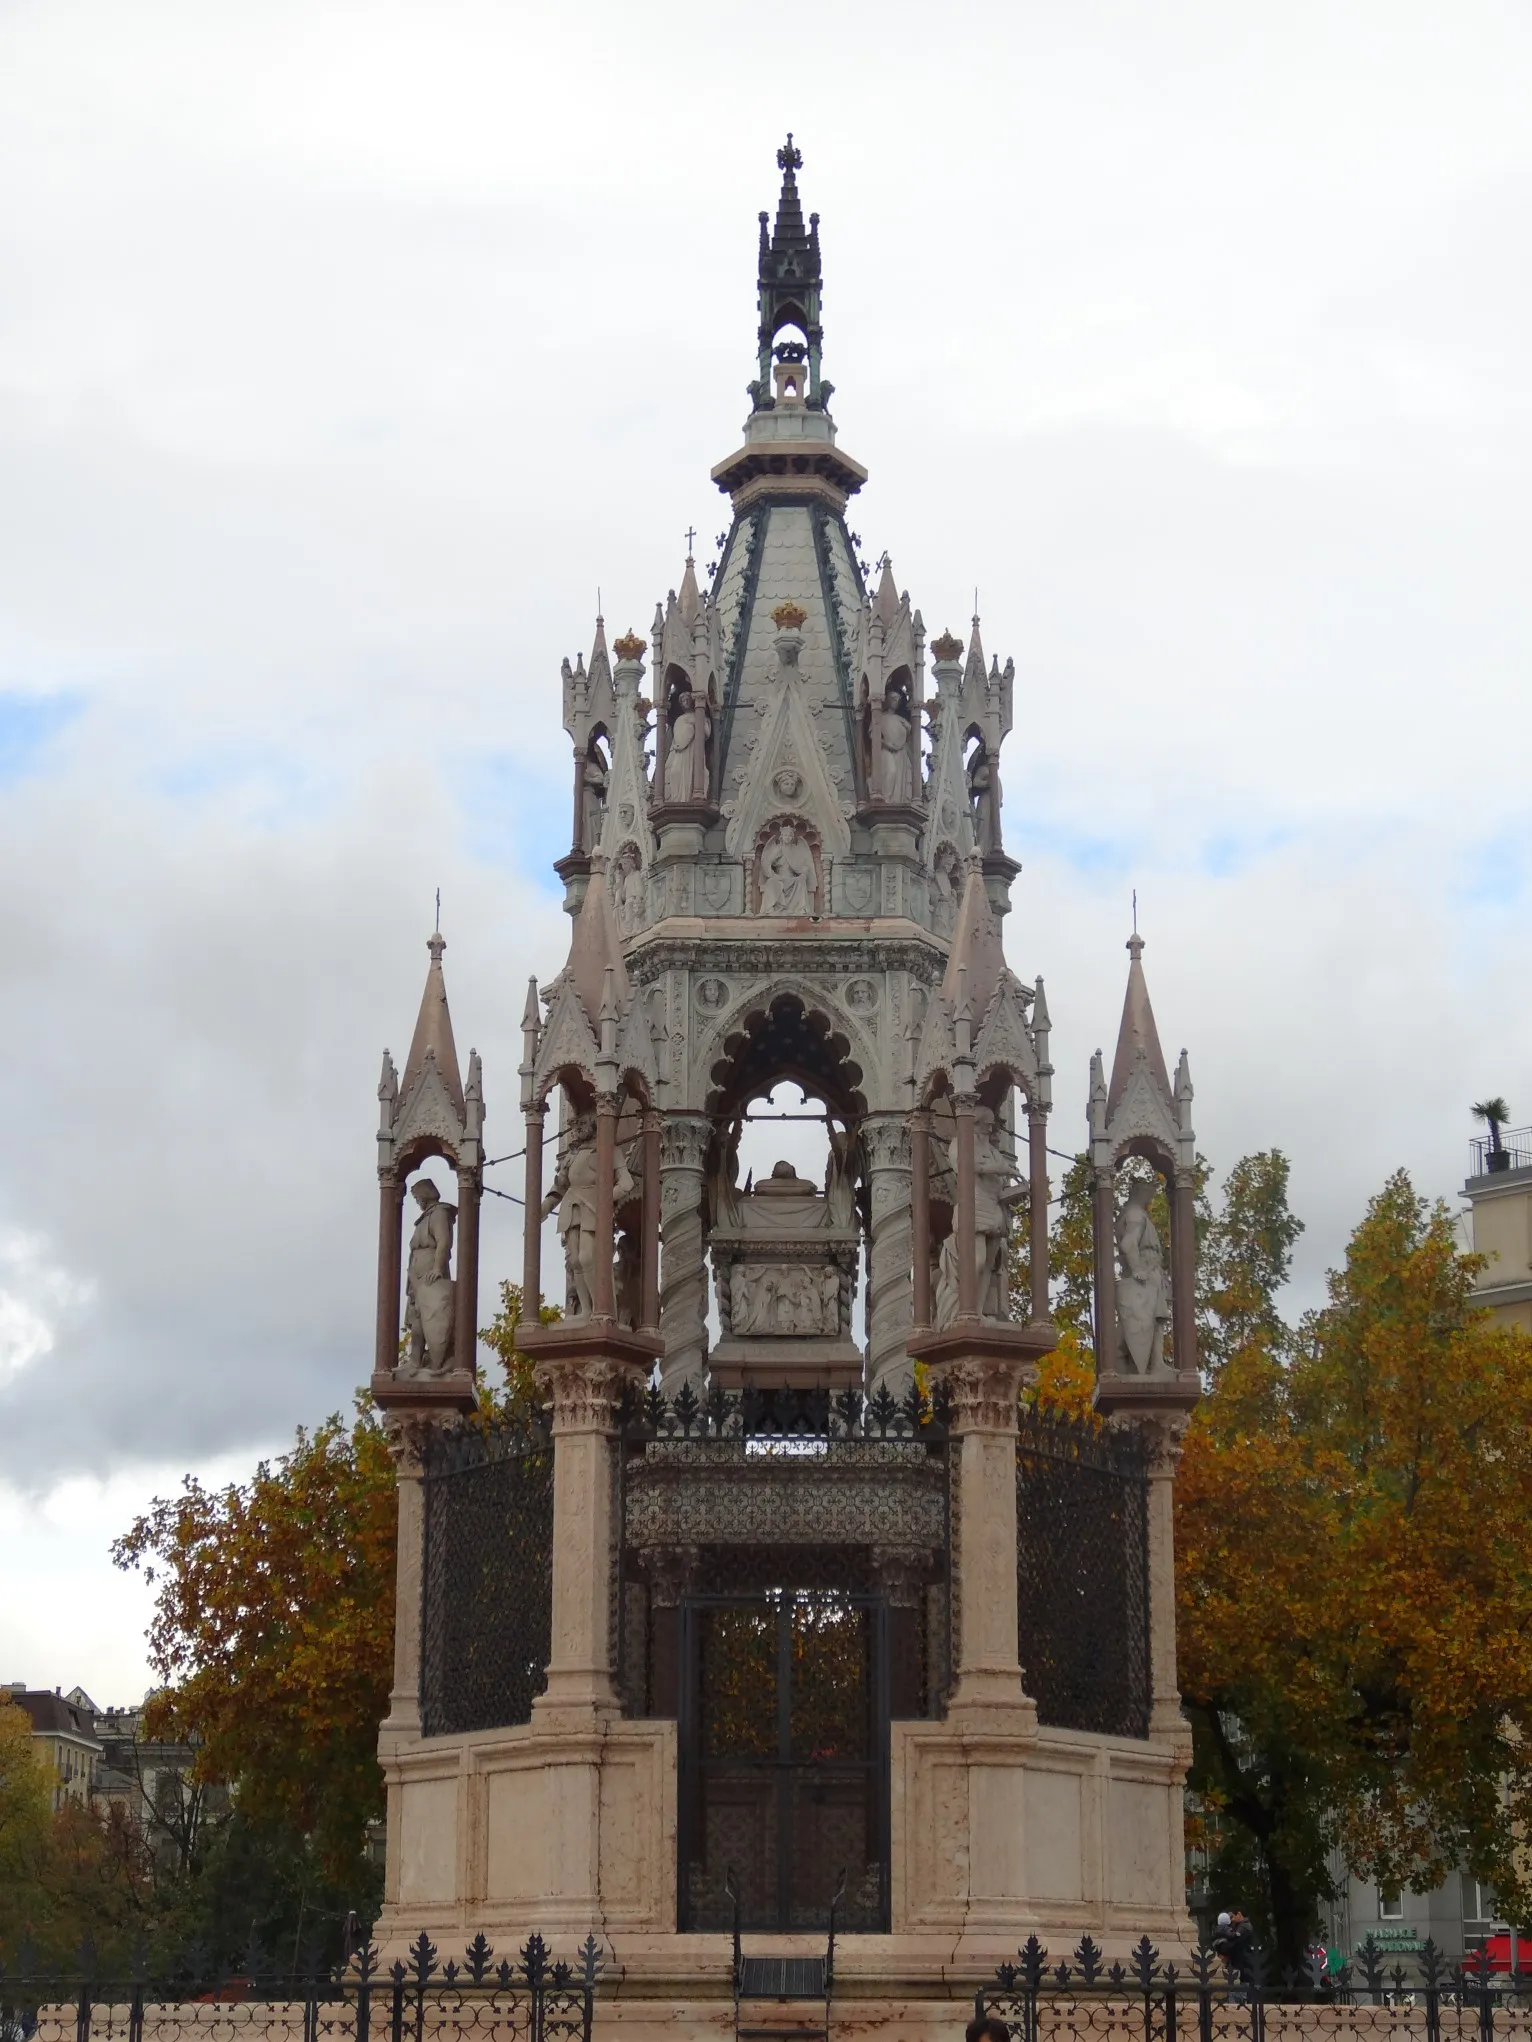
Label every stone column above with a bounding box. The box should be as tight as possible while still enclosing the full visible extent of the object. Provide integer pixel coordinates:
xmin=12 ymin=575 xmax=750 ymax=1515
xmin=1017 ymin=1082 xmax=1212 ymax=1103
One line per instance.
xmin=453 ymin=1161 xmax=481 ymax=1373
xmin=1092 ymin=1165 xmax=1118 ymax=1368
xmin=660 ymin=1114 xmax=711 ymax=1390
xmin=381 ymin=1414 xmax=429 ymax=1738
xmin=910 ymin=1112 xmax=932 ymax=1330
xmin=933 ymin=1351 xmax=1035 ymax=1723
xmin=594 ymin=1094 xmax=617 ymax=1318
xmin=955 ymin=1099 xmax=979 ymax=1319
xmin=865 ymin=1115 xmax=913 ymax=1398
xmin=533 ymin=1354 xmax=634 ymax=1717
xmin=375 ymin=1172 xmax=404 ymax=1377
xmin=1170 ymin=1168 xmax=1198 ymax=1374
xmin=1143 ymin=1413 xmax=1192 ymax=1750
xmin=1026 ymin=1104 xmax=1050 ymax=1325
xmin=522 ymin=1105 xmax=545 ymax=1315
xmin=640 ymin=1110 xmax=662 ymax=1333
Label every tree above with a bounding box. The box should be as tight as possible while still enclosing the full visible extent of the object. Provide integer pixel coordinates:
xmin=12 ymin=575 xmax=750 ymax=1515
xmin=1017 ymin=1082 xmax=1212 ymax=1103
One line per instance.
xmin=1472 ymin=1097 xmax=1511 ymax=1161
xmin=0 ymin=1700 xmax=54 ymax=1952
xmin=110 ymin=1282 xmax=551 ymax=1936
xmin=1177 ymin=1170 xmax=1532 ymax=1965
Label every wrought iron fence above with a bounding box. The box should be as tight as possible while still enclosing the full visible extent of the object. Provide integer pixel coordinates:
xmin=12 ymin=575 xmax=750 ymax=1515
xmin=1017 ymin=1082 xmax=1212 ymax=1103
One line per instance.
xmin=0 ymin=1932 xmax=600 ymax=2042
xmin=421 ymin=1413 xmax=554 ymax=1736
xmin=1016 ymin=1410 xmax=1150 ymax=1739
xmin=976 ymin=1933 xmax=1532 ymax=2041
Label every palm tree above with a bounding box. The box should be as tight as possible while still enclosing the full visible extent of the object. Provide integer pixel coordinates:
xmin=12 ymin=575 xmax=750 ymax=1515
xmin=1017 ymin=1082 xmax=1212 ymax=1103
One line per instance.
xmin=1472 ymin=1097 xmax=1512 ymax=1169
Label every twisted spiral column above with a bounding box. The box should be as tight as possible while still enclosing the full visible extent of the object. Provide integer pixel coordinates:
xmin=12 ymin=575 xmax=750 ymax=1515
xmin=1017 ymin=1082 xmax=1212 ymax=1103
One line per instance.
xmin=660 ymin=1114 xmax=711 ymax=1391
xmin=864 ymin=1114 xmax=913 ymax=1399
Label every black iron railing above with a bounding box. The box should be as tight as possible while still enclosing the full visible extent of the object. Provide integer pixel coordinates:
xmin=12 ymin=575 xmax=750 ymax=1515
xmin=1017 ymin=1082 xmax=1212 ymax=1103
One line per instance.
xmin=977 ymin=1932 xmax=1532 ymax=2040
xmin=1471 ymin=1127 xmax=1532 ymax=1177
xmin=0 ymin=1931 xmax=601 ymax=2042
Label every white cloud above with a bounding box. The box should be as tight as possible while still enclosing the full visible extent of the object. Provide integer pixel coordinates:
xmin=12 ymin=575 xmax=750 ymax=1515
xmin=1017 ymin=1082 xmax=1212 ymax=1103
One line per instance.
xmin=0 ymin=0 xmax=1527 ymax=1681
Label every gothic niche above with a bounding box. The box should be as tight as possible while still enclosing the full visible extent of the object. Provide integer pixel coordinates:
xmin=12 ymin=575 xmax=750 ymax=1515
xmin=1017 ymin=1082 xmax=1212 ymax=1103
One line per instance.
xmin=928 ymin=842 xmax=961 ymax=938
xmin=931 ymin=1100 xmax=1027 ymax=1327
xmin=862 ymin=667 xmax=917 ymax=806
xmin=1113 ymin=1167 xmax=1172 ymax=1376
xmin=753 ymin=816 xmax=822 ymax=916
xmin=658 ymin=669 xmax=714 ymax=808
xmin=613 ymin=841 xmax=647 ymax=938
xmin=401 ymin=1172 xmax=457 ymax=1375
xmin=578 ymin=731 xmax=610 ymax=854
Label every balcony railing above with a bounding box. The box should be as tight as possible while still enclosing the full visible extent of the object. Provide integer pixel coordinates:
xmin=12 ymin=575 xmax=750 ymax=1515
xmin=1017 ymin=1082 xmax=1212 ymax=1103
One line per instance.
xmin=1471 ymin=1126 xmax=1532 ymax=1178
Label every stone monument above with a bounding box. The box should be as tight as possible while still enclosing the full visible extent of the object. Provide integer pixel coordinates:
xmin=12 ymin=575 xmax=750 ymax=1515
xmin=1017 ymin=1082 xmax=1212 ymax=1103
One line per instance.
xmin=368 ymin=138 xmax=1206 ymax=2026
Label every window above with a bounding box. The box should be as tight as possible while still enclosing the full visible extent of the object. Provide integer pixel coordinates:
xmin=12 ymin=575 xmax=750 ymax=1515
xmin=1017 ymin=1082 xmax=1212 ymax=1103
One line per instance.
xmin=1378 ymin=1889 xmax=1404 ymax=1920
xmin=1461 ymin=1875 xmax=1499 ymax=1926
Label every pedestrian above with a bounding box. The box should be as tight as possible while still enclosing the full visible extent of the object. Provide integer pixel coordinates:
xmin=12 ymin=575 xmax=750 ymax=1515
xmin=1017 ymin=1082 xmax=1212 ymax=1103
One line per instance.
xmin=966 ymin=2017 xmax=1010 ymax=2042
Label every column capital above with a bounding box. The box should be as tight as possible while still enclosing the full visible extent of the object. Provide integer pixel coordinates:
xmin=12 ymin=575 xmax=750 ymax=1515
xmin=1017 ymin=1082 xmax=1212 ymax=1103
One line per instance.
xmin=862 ymin=1113 xmax=912 ymax=1173
xmin=660 ymin=1113 xmax=712 ymax=1172
xmin=380 ymin=1407 xmax=444 ymax=1476
xmin=931 ymin=1352 xmax=1025 ymax=1433
xmin=535 ymin=1354 xmax=641 ymax=1432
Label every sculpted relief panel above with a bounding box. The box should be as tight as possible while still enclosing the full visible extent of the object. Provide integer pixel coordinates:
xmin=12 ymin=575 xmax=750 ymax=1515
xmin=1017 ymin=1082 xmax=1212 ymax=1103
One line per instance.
xmin=730 ymin=1262 xmax=842 ymax=1337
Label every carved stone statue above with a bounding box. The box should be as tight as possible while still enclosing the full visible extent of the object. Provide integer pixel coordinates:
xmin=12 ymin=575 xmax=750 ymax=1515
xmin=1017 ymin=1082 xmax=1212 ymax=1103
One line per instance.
xmin=664 ymin=690 xmax=698 ymax=802
xmin=1115 ymin=1176 xmax=1171 ymax=1373
xmin=871 ymin=685 xmax=915 ymax=803
xmin=581 ymin=742 xmax=609 ymax=853
xmin=934 ymin=1107 xmax=1023 ymax=1325
xmin=615 ymin=852 xmax=646 ymax=937
xmin=967 ymin=743 xmax=1003 ymax=857
xmin=402 ymin=1179 xmax=456 ymax=1374
xmin=758 ymin=822 xmax=816 ymax=915
xmin=929 ymin=845 xmax=960 ymax=937
xmin=540 ymin=1111 xmax=636 ymax=1319
xmin=730 ymin=1259 xmax=839 ymax=1336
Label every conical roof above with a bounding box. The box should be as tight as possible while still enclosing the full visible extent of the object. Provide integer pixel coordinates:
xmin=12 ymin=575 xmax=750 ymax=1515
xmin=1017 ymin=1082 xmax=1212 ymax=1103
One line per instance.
xmin=402 ymin=932 xmax=465 ymax=1113
xmin=1105 ymin=933 xmax=1174 ymax=1119
xmin=568 ymin=856 xmax=630 ymax=1030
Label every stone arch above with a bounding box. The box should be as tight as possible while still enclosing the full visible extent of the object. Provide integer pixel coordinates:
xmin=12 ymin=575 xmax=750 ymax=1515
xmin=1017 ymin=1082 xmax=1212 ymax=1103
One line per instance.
xmin=704 ymin=987 xmax=869 ymax=1124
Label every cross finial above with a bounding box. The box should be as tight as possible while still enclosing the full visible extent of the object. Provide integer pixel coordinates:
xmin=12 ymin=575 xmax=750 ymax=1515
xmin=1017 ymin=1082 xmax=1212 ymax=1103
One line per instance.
xmin=435 ymin=887 xmax=441 ymax=935
xmin=684 ymin=525 xmax=696 ymax=559
xmin=1132 ymin=887 xmax=1137 ymax=936
xmin=777 ymin=133 xmax=801 ymax=174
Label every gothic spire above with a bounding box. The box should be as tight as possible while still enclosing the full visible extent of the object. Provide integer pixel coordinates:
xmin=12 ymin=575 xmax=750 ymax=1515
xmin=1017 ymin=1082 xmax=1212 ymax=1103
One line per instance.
xmin=755 ymin=133 xmax=826 ymax=408
xmin=1105 ymin=931 xmax=1174 ymax=1122
xmin=402 ymin=930 xmax=465 ymax=1114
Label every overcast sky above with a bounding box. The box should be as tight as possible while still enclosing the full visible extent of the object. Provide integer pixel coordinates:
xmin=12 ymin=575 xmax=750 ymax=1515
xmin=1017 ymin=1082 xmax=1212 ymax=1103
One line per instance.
xmin=2 ymin=0 xmax=1529 ymax=1703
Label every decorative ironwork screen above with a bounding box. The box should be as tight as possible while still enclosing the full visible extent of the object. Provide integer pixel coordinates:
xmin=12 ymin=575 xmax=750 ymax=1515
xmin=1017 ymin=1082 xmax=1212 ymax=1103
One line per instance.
xmin=617 ymin=1383 xmax=951 ymax=1727
xmin=1015 ymin=1409 xmax=1149 ymax=1738
xmin=421 ymin=1412 xmax=554 ymax=1736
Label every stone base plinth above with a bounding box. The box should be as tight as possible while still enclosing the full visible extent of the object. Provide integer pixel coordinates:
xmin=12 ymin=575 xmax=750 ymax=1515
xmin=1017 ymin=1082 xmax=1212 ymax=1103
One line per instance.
xmin=707 ymin=1336 xmax=865 ymax=1390
xmin=378 ymin=1709 xmax=1193 ymax=1977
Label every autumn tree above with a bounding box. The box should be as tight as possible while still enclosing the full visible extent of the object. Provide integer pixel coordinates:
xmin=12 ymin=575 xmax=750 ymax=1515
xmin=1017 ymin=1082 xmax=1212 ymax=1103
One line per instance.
xmin=109 ymin=1281 xmax=551 ymax=1952
xmin=0 ymin=1700 xmax=55 ymax=1952
xmin=1178 ymin=1171 xmax=1532 ymax=1964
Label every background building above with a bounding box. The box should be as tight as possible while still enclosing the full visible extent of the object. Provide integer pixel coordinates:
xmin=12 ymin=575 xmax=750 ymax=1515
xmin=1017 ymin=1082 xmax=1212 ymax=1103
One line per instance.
xmin=1463 ymin=1121 xmax=1532 ymax=1332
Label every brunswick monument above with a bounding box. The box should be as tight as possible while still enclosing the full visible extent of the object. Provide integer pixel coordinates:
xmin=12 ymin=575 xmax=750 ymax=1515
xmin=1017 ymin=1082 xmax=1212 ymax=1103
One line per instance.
xmin=365 ymin=141 xmax=1204 ymax=2004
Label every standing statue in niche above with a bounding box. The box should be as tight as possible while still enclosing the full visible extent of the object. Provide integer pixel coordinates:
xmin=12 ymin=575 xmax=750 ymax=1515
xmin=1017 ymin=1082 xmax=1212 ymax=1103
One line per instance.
xmin=934 ymin=1107 xmax=1025 ymax=1325
xmin=540 ymin=1111 xmax=636 ymax=1319
xmin=929 ymin=845 xmax=960 ymax=938
xmin=1115 ymin=1177 xmax=1172 ymax=1374
xmin=758 ymin=821 xmax=817 ymax=915
xmin=663 ymin=689 xmax=710 ymax=803
xmin=580 ymin=742 xmax=609 ymax=853
xmin=967 ymin=742 xmax=1004 ymax=857
xmin=401 ymin=1179 xmax=457 ymax=1375
xmin=615 ymin=853 xmax=646 ymax=937
xmin=871 ymin=684 xmax=915 ymax=803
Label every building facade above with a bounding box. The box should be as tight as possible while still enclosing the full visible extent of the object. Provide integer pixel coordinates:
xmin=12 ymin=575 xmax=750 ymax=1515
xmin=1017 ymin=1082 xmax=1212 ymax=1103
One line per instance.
xmin=1463 ymin=1123 xmax=1532 ymax=1334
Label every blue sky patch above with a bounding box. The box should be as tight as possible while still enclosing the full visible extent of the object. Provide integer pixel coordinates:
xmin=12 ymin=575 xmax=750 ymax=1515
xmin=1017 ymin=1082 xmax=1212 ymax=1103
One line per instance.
xmin=0 ymin=692 xmax=83 ymax=783
xmin=457 ymin=750 xmax=570 ymax=891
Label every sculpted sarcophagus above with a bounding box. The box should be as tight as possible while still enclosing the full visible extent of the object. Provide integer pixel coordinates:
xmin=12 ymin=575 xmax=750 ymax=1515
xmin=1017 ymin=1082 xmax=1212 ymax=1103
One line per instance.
xmin=708 ymin=1156 xmax=862 ymax=1389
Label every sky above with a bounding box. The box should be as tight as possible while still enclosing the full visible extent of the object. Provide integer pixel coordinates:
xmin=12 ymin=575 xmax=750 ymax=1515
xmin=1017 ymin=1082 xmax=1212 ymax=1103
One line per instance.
xmin=1 ymin=0 xmax=1529 ymax=1702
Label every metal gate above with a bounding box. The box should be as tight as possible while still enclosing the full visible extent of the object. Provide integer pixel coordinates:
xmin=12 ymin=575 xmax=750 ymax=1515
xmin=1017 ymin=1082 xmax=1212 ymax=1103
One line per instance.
xmin=677 ymin=1588 xmax=890 ymax=1934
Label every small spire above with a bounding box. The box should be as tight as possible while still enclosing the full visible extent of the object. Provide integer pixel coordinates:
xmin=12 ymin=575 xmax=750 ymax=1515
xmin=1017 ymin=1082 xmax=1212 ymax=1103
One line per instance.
xmin=940 ymin=861 xmax=1004 ymax=1019
xmin=568 ymin=853 xmax=631 ymax=1031
xmin=1032 ymin=975 xmax=1051 ymax=1033
xmin=521 ymin=976 xmax=540 ymax=1032
xmin=1105 ymin=929 xmax=1173 ymax=1121
xmin=872 ymin=554 xmax=900 ymax=627
xmin=963 ymin=613 xmax=987 ymax=692
xmin=402 ymin=930 xmax=465 ymax=1113
xmin=678 ymin=552 xmax=701 ymax=624
xmin=588 ymin=612 xmax=611 ymax=690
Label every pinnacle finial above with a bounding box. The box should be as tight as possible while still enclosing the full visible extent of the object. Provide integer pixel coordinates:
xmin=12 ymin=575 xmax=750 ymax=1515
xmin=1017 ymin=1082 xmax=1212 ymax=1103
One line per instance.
xmin=777 ymin=133 xmax=802 ymax=174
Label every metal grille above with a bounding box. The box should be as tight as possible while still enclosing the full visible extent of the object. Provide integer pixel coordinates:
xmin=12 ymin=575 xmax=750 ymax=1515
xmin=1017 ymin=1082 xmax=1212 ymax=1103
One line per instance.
xmin=678 ymin=1590 xmax=888 ymax=1935
xmin=421 ymin=1414 xmax=554 ymax=1737
xmin=617 ymin=1382 xmax=951 ymax=1725
xmin=1015 ymin=1410 xmax=1150 ymax=1739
